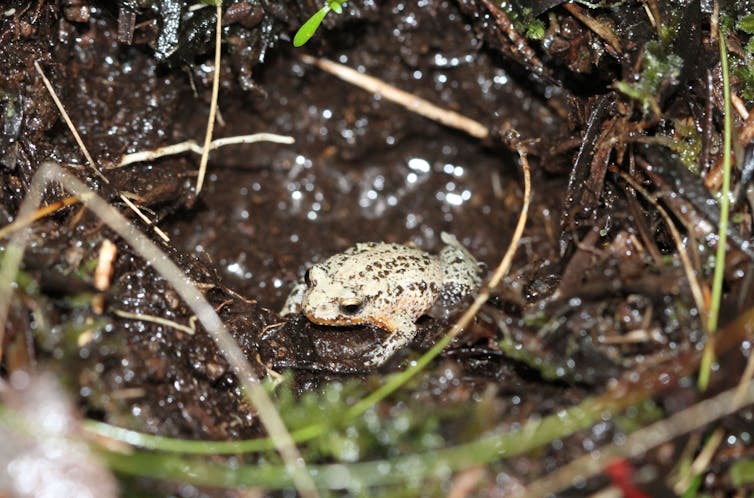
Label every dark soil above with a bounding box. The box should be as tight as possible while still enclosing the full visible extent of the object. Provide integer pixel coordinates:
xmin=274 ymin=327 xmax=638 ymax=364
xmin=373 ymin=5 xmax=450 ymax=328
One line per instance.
xmin=1 ymin=0 xmax=754 ymax=496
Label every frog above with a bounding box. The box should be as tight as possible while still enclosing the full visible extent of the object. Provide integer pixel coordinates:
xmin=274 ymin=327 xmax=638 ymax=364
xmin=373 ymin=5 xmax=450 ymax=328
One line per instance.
xmin=280 ymin=232 xmax=483 ymax=366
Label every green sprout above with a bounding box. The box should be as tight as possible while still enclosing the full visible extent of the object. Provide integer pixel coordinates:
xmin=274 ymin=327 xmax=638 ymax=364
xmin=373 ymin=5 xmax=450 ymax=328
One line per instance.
xmin=614 ymin=40 xmax=683 ymax=116
xmin=293 ymin=0 xmax=347 ymax=47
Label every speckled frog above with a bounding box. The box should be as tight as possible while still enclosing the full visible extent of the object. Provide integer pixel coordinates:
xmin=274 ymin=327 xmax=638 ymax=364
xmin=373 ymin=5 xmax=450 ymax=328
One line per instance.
xmin=281 ymin=232 xmax=483 ymax=366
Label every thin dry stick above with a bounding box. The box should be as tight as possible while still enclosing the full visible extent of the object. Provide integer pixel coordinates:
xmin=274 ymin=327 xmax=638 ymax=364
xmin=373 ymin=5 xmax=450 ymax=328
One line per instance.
xmin=34 ymin=61 xmax=109 ymax=185
xmin=680 ymin=429 xmax=725 ymax=491
xmin=299 ymin=55 xmax=489 ymax=139
xmin=0 ymin=195 xmax=82 ymax=240
xmin=447 ymin=149 xmax=531 ymax=339
xmin=519 ymin=378 xmax=754 ymax=497
xmin=0 ymin=163 xmax=319 ymax=498
xmin=118 ymin=194 xmax=170 ymax=242
xmin=641 ymin=2 xmax=658 ymax=30
xmin=195 ymin=1 xmax=223 ymax=195
xmin=34 ymin=59 xmax=172 ymax=243
xmin=117 ymin=132 xmax=295 ymax=243
xmin=611 ymin=167 xmax=707 ymax=322
xmin=563 ymin=3 xmax=622 ymax=53
xmin=117 ymin=133 xmax=295 ymax=167
xmin=478 ymin=0 xmax=546 ymax=76
xmin=0 ymin=179 xmax=54 ymax=363
xmin=111 ymin=309 xmax=196 ymax=336
xmin=734 ymin=347 xmax=754 ymax=407
xmin=731 ymin=93 xmax=750 ymax=120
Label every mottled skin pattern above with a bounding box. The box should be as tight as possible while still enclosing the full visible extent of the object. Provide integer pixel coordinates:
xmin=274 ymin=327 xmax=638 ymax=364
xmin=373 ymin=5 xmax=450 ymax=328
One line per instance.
xmin=281 ymin=232 xmax=482 ymax=365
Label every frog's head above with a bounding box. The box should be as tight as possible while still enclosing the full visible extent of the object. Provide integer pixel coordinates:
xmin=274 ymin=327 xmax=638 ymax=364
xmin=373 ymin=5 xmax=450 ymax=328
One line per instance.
xmin=300 ymin=264 xmax=371 ymax=326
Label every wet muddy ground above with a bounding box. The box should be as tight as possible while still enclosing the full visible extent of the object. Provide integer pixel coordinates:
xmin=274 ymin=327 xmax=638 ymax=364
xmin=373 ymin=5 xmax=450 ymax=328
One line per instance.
xmin=2 ymin=0 xmax=754 ymax=496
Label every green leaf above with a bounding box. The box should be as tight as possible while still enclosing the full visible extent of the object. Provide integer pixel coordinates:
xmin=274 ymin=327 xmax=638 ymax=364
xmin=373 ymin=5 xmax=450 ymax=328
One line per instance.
xmin=293 ymin=5 xmax=331 ymax=47
xmin=730 ymin=458 xmax=754 ymax=487
xmin=738 ymin=13 xmax=754 ymax=34
xmin=329 ymin=0 xmax=343 ymax=14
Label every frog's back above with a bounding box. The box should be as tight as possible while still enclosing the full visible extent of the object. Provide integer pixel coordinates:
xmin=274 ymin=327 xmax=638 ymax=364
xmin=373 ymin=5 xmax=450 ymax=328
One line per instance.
xmin=305 ymin=241 xmax=444 ymax=326
xmin=336 ymin=242 xmax=443 ymax=297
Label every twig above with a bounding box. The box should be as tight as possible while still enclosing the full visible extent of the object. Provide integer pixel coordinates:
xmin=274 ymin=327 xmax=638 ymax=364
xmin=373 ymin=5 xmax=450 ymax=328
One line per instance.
xmin=34 ymin=59 xmax=171 ymax=243
xmin=478 ymin=0 xmax=547 ymax=76
xmin=34 ymin=61 xmax=110 ymax=185
xmin=0 ymin=194 xmax=82 ymax=240
xmin=731 ymin=93 xmax=749 ymax=120
xmin=195 ymin=1 xmax=223 ymax=195
xmin=564 ymin=3 xmax=622 ymax=54
xmin=734 ymin=347 xmax=754 ymax=408
xmin=117 ymin=194 xmax=170 ymax=242
xmin=117 ymin=133 xmax=294 ymax=167
xmin=674 ymin=329 xmax=754 ymax=492
xmin=299 ymin=55 xmax=489 ymax=139
xmin=111 ymin=308 xmax=196 ymax=336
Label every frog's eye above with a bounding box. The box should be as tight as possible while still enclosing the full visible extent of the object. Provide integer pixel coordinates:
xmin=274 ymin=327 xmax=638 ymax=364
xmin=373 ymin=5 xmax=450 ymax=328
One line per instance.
xmin=339 ymin=298 xmax=364 ymax=316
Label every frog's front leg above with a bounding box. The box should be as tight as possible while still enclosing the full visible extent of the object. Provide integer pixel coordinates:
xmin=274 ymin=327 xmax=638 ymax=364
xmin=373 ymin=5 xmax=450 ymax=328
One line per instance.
xmin=280 ymin=281 xmax=307 ymax=316
xmin=364 ymin=316 xmax=418 ymax=366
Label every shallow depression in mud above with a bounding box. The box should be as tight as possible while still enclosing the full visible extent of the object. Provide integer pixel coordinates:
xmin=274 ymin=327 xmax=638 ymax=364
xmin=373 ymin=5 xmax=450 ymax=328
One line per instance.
xmin=165 ymin=18 xmax=554 ymax=312
xmin=170 ymin=133 xmax=522 ymax=312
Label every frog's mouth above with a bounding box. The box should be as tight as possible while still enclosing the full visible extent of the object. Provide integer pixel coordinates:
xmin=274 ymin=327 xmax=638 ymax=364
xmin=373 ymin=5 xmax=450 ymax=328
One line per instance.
xmin=303 ymin=312 xmax=394 ymax=333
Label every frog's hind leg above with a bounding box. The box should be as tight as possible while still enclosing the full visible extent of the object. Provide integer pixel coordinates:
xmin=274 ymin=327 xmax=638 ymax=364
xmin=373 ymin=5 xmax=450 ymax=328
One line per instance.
xmin=364 ymin=317 xmax=418 ymax=366
xmin=439 ymin=232 xmax=482 ymax=295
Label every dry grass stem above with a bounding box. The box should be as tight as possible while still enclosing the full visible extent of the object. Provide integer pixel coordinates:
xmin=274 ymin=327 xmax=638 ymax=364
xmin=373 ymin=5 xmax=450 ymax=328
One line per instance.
xmin=478 ymin=0 xmax=546 ymax=75
xmin=34 ymin=61 xmax=109 ymax=184
xmin=299 ymin=55 xmax=489 ymax=139
xmin=679 ymin=428 xmax=725 ymax=491
xmin=117 ymin=194 xmax=170 ymax=242
xmin=0 ymin=195 xmax=82 ymax=240
xmin=195 ymin=1 xmax=223 ymax=196
xmin=564 ymin=3 xmax=622 ymax=54
xmin=111 ymin=309 xmax=197 ymax=336
xmin=731 ymin=93 xmax=749 ymax=120
xmin=642 ymin=2 xmax=658 ymax=29
xmin=35 ymin=59 xmax=174 ymax=244
xmin=734 ymin=347 xmax=754 ymax=407
xmin=677 ymin=345 xmax=754 ymax=489
xmin=445 ymin=149 xmax=531 ymax=342
xmin=117 ymin=134 xmax=295 ymax=167
xmin=683 ymin=347 xmax=754 ymax=491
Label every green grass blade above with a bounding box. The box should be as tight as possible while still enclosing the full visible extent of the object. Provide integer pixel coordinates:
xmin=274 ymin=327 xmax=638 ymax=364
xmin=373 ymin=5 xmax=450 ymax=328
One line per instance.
xmin=699 ymin=23 xmax=733 ymax=391
xmin=294 ymin=5 xmax=331 ymax=47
